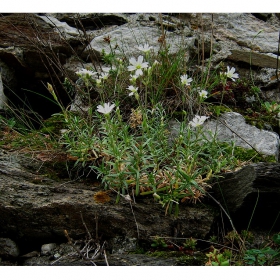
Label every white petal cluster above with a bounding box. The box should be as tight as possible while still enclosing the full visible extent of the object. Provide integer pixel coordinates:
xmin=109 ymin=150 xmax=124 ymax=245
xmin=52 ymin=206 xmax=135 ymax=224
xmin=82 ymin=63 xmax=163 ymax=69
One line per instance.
xmin=127 ymin=55 xmax=149 ymax=76
xmin=180 ymin=74 xmax=193 ymax=86
xmin=97 ymin=103 xmax=115 ymax=114
xmin=129 ymin=74 xmax=140 ymax=83
xmin=136 ymin=43 xmax=153 ymax=53
xmin=100 ymin=72 xmax=109 ymax=80
xmin=226 ymin=66 xmax=239 ymax=81
xmin=220 ymin=66 xmax=239 ymax=82
xmin=199 ymin=90 xmax=208 ymax=99
xmin=127 ymin=85 xmax=138 ymax=96
xmin=189 ymin=115 xmax=209 ymax=127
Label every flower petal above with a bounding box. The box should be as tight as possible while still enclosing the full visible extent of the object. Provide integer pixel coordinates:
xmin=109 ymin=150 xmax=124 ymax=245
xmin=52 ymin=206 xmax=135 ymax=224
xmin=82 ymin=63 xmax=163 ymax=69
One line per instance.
xmin=138 ymin=55 xmax=144 ymax=64
xmin=129 ymin=57 xmax=137 ymax=64
xmin=127 ymin=65 xmax=136 ymax=71
xmin=135 ymin=69 xmax=143 ymax=76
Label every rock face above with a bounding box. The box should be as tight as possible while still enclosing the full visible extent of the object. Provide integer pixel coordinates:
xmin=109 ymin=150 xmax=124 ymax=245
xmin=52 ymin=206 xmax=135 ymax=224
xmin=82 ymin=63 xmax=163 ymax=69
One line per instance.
xmin=0 ymin=14 xmax=73 ymax=118
xmin=211 ymin=162 xmax=280 ymax=231
xmin=0 ymin=149 xmax=216 ymax=254
xmin=203 ymin=112 xmax=280 ymax=160
xmin=85 ymin=25 xmax=193 ymax=58
xmin=1 ymin=13 xmax=280 ymax=118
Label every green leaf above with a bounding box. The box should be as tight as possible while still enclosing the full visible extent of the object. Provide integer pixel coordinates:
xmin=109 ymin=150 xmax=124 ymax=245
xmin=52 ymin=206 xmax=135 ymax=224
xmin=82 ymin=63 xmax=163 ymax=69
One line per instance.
xmin=220 ymin=260 xmax=230 ymax=266
xmin=273 ymin=234 xmax=280 ymax=245
xmin=174 ymin=203 xmax=179 ymax=217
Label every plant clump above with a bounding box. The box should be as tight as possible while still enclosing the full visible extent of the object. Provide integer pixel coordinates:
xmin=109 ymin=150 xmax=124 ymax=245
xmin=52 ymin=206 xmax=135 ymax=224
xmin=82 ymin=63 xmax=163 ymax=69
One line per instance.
xmin=1 ymin=19 xmax=277 ymax=217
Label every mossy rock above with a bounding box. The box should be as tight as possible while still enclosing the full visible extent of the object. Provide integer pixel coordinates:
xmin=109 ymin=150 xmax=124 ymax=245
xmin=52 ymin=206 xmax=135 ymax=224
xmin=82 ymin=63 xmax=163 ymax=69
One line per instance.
xmin=40 ymin=114 xmax=66 ymax=135
xmin=244 ymin=114 xmax=279 ymax=132
xmin=208 ymin=104 xmax=232 ymax=116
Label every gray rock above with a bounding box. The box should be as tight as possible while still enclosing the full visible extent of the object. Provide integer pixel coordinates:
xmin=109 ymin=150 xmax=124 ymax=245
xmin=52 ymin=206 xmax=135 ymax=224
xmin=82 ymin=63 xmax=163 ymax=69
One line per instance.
xmin=23 ymin=252 xmax=181 ymax=266
xmin=228 ymin=50 xmax=280 ymax=69
xmin=20 ymin=251 xmax=40 ymax=258
xmin=0 ymin=58 xmax=17 ymax=96
xmin=41 ymin=243 xmax=57 ymax=256
xmin=263 ymin=90 xmax=280 ymax=104
xmin=0 ymin=14 xmax=73 ymax=118
xmin=39 ymin=15 xmax=80 ymax=38
xmin=84 ymin=25 xmax=194 ymax=58
xmin=203 ymin=112 xmax=279 ymax=160
xmin=169 ymin=112 xmax=279 ymax=160
xmin=53 ymin=13 xmax=128 ymax=31
xmin=212 ymin=13 xmax=279 ymax=53
xmin=0 ymin=238 xmax=20 ymax=258
xmin=110 ymin=236 xmax=137 ymax=254
xmin=255 ymin=68 xmax=278 ymax=87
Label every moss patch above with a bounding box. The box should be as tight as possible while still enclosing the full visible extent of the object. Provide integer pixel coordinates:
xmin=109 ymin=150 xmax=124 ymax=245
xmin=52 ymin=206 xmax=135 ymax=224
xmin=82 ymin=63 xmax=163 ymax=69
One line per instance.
xmin=147 ymin=250 xmax=207 ymax=265
xmin=233 ymin=146 xmax=277 ymax=163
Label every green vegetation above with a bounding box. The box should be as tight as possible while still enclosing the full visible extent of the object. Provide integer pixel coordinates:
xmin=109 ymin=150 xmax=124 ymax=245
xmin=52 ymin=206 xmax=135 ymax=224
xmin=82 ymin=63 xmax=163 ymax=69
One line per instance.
xmin=0 ymin=14 xmax=279 ymax=266
xmin=146 ymin=232 xmax=280 ymax=266
xmin=0 ymin=23 xmax=278 ymax=215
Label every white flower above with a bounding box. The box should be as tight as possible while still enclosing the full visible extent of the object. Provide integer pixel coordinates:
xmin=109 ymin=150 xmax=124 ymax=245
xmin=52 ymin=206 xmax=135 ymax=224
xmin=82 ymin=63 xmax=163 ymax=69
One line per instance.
xmin=129 ymin=74 xmax=140 ymax=82
xmin=76 ymin=69 xmax=97 ymax=78
xmin=127 ymin=85 xmax=138 ymax=96
xmin=100 ymin=72 xmax=109 ymax=80
xmin=127 ymin=55 xmax=149 ymax=76
xmin=102 ymin=67 xmax=111 ymax=73
xmin=180 ymin=74 xmax=193 ymax=86
xmin=97 ymin=102 xmax=115 ymax=114
xmin=199 ymin=90 xmax=208 ymax=99
xmin=153 ymin=60 xmax=160 ymax=66
xmin=189 ymin=115 xmax=209 ymax=127
xmin=96 ymin=78 xmax=102 ymax=86
xmin=136 ymin=43 xmax=153 ymax=53
xmin=226 ymin=66 xmax=239 ymax=81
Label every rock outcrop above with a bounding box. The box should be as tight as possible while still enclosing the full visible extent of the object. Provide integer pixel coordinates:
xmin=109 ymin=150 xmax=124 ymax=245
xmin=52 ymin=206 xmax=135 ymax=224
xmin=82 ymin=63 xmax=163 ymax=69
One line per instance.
xmin=1 ymin=13 xmax=280 ymax=117
xmin=0 ymin=148 xmax=216 ymax=255
xmin=211 ymin=162 xmax=280 ymax=231
xmin=1 ymin=13 xmax=280 ymax=265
